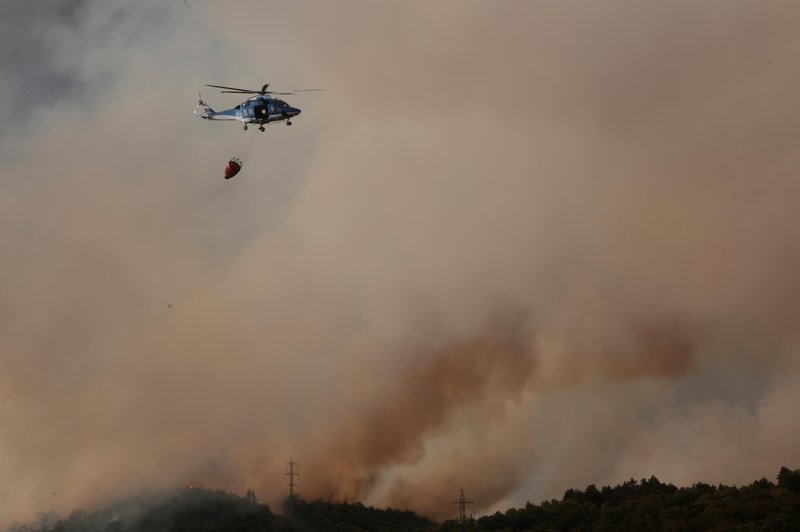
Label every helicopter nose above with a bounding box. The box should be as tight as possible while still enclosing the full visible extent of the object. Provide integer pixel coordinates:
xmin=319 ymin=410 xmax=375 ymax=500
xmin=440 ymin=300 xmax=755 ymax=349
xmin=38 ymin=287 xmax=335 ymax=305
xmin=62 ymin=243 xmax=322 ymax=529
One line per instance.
xmin=290 ymin=107 xmax=301 ymax=117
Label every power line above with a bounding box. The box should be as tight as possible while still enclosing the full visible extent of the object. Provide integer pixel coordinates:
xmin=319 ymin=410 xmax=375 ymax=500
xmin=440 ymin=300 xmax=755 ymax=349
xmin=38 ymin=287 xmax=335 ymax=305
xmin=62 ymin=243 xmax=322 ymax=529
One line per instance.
xmin=285 ymin=457 xmax=299 ymax=498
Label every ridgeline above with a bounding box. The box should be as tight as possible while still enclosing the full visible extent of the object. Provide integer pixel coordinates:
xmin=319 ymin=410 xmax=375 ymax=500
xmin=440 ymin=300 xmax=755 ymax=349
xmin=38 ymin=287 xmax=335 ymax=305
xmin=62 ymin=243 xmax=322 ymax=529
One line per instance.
xmin=10 ymin=466 xmax=800 ymax=531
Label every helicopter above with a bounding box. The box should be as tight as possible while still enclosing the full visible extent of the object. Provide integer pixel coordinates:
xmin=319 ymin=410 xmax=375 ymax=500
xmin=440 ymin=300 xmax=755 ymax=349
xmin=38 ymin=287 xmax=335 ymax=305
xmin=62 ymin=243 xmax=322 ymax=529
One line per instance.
xmin=195 ymin=83 xmax=322 ymax=131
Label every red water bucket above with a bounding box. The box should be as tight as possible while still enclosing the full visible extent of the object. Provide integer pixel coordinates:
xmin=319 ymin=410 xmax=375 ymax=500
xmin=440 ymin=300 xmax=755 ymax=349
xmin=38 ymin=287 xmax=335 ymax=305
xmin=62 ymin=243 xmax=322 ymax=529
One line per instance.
xmin=224 ymin=159 xmax=242 ymax=179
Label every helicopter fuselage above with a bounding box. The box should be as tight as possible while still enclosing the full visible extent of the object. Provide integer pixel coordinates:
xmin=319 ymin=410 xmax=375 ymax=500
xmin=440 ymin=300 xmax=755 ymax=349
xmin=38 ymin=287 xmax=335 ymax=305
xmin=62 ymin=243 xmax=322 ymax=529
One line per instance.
xmin=196 ymin=95 xmax=301 ymax=129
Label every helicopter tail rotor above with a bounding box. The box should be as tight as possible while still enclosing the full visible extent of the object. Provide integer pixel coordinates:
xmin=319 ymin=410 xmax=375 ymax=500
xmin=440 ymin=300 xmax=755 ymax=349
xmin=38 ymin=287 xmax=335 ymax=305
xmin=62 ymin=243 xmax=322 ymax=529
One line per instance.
xmin=194 ymin=92 xmax=215 ymax=118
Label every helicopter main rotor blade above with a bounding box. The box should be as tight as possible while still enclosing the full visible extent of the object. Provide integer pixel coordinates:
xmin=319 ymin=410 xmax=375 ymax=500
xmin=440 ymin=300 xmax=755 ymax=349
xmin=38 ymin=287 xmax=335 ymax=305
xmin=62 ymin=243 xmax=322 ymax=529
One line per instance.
xmin=205 ymin=83 xmax=323 ymax=96
xmin=205 ymin=84 xmax=259 ymax=93
xmin=263 ymin=89 xmax=324 ymax=95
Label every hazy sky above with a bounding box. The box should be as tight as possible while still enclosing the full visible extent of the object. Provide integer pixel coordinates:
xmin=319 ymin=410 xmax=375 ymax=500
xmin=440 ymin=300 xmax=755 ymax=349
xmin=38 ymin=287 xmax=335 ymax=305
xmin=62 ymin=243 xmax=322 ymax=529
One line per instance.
xmin=3 ymin=0 xmax=800 ymax=524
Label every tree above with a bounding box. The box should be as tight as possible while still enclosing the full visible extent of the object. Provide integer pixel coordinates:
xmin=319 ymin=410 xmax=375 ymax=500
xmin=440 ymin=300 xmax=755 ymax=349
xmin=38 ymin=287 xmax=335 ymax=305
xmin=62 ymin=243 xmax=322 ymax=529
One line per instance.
xmin=777 ymin=466 xmax=800 ymax=492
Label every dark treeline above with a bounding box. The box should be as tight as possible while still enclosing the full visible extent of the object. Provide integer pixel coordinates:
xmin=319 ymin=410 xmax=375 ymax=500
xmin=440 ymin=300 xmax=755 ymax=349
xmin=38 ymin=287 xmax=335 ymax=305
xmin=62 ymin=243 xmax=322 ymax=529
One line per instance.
xmin=470 ymin=466 xmax=800 ymax=531
xmin=11 ymin=466 xmax=800 ymax=531
xmin=283 ymin=498 xmax=434 ymax=531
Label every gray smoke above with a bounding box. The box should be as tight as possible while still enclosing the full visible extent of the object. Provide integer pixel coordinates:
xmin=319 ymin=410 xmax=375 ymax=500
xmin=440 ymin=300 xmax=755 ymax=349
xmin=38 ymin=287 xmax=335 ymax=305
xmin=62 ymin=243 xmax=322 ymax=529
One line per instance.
xmin=2 ymin=0 xmax=800 ymax=524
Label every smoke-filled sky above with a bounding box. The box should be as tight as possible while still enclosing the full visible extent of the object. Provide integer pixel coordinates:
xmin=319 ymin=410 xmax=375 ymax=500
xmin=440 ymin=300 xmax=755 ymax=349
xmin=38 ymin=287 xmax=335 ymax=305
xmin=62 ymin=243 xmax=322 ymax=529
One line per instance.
xmin=3 ymin=0 xmax=800 ymax=524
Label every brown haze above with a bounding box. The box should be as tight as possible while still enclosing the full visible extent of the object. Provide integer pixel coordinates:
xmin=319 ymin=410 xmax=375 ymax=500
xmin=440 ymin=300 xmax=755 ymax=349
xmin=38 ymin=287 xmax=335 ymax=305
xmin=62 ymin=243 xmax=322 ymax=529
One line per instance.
xmin=2 ymin=0 xmax=800 ymax=524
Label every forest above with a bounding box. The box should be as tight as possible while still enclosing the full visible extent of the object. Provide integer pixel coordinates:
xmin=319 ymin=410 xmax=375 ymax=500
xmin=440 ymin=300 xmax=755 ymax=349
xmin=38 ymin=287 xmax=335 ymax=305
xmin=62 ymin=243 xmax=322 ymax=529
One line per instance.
xmin=8 ymin=466 xmax=800 ymax=531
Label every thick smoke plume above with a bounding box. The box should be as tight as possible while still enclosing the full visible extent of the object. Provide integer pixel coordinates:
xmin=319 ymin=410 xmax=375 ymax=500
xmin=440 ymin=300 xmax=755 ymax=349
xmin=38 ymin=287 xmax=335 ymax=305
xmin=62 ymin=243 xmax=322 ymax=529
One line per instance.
xmin=2 ymin=0 xmax=800 ymax=525
xmin=306 ymin=311 xmax=536 ymax=499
